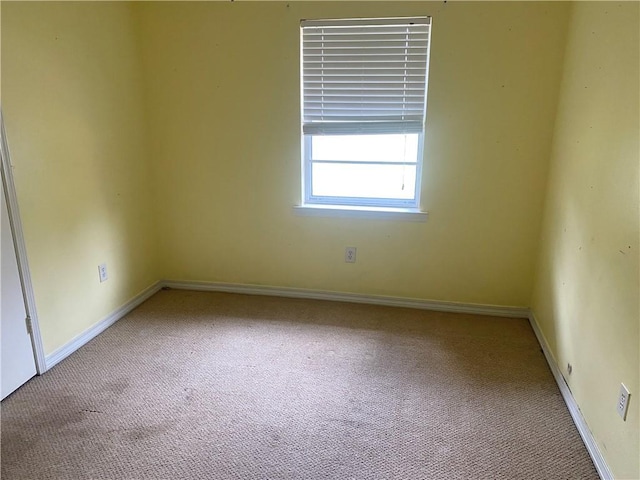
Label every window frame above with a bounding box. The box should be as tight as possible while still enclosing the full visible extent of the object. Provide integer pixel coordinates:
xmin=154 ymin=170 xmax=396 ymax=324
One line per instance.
xmin=302 ymin=133 xmax=425 ymax=209
xmin=300 ymin=16 xmax=432 ymax=212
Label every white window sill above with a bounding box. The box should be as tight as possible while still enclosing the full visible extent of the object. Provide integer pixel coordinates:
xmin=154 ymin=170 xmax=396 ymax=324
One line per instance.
xmin=293 ymin=204 xmax=428 ymax=221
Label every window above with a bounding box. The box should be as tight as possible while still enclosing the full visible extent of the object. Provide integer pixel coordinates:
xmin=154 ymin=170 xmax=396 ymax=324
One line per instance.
xmin=301 ymin=17 xmax=432 ymax=210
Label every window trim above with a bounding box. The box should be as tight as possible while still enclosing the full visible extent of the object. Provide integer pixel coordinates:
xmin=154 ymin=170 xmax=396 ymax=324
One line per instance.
xmin=293 ymin=204 xmax=429 ymax=222
xmin=299 ymin=16 xmax=432 ymax=211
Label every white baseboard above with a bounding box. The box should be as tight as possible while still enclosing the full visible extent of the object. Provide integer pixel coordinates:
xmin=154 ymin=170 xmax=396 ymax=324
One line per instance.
xmin=45 ymin=281 xmax=162 ymax=370
xmin=162 ymin=280 xmax=530 ymax=319
xmin=528 ymin=312 xmax=612 ymax=480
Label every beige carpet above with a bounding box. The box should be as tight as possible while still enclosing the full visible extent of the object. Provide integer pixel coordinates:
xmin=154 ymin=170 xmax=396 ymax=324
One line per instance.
xmin=1 ymin=289 xmax=597 ymax=479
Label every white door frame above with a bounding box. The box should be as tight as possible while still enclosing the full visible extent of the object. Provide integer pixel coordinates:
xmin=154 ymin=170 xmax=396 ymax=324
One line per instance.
xmin=1 ymin=109 xmax=47 ymax=375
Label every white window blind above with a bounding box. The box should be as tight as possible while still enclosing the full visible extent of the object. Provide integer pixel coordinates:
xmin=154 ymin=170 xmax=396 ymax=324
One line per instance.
xmin=301 ymin=17 xmax=431 ymax=136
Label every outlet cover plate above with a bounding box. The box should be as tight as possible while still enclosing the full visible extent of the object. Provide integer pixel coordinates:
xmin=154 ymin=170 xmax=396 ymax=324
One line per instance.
xmin=345 ymin=247 xmax=356 ymax=263
xmin=617 ymin=383 xmax=630 ymax=421
xmin=98 ymin=263 xmax=108 ymax=283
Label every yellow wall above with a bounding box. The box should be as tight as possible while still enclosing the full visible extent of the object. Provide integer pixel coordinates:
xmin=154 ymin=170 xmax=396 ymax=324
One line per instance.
xmin=134 ymin=1 xmax=569 ymax=306
xmin=1 ymin=2 xmax=159 ymax=354
xmin=531 ymin=3 xmax=639 ymax=478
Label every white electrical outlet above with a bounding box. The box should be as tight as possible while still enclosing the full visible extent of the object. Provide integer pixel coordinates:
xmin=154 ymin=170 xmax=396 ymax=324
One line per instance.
xmin=98 ymin=263 xmax=108 ymax=283
xmin=617 ymin=383 xmax=630 ymax=421
xmin=345 ymin=247 xmax=356 ymax=263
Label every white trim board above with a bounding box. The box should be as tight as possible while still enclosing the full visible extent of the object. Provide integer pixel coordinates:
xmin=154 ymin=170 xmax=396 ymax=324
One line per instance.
xmin=293 ymin=205 xmax=428 ymax=222
xmin=162 ymin=280 xmax=529 ymax=318
xmin=528 ymin=312 xmax=612 ymax=480
xmin=1 ymin=110 xmax=47 ymax=374
xmin=45 ymin=282 xmax=162 ymax=370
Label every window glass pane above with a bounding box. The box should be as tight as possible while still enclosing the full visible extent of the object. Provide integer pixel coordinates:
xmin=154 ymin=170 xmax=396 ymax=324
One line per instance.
xmin=312 ymin=163 xmax=416 ymax=200
xmin=311 ymin=134 xmax=419 ymax=163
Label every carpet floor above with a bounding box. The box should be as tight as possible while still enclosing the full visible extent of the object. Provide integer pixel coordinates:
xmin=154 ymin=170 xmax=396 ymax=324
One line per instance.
xmin=1 ymin=289 xmax=598 ymax=479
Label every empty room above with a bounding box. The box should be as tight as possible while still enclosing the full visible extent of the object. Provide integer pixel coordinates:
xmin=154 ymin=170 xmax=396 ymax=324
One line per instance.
xmin=1 ymin=1 xmax=638 ymax=479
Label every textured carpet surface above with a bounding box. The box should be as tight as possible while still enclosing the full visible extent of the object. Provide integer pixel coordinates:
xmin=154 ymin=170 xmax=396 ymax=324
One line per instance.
xmin=1 ymin=289 xmax=598 ymax=479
